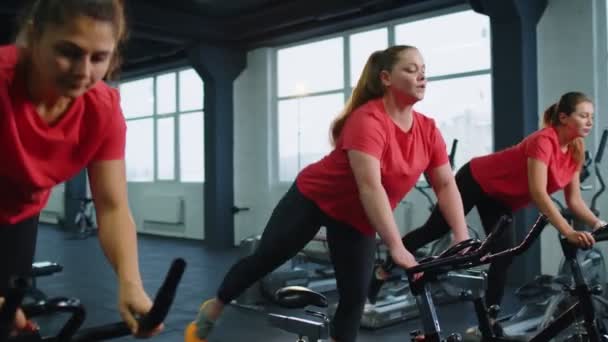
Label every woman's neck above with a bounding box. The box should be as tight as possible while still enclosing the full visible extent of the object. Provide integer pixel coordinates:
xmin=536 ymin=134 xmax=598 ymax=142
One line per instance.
xmin=553 ymin=125 xmax=576 ymax=151
xmin=22 ymin=59 xmax=72 ymax=124
xmin=383 ymin=93 xmax=415 ymax=132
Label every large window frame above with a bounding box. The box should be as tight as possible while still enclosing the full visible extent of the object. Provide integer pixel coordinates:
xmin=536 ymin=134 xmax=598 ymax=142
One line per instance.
xmin=120 ymin=67 xmax=206 ymax=183
xmin=273 ymin=5 xmax=492 ymax=184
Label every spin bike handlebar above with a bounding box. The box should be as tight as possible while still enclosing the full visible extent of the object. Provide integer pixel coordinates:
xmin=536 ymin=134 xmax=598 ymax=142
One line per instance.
xmin=0 ymin=258 xmax=186 ymax=342
xmin=405 ymin=215 xmax=549 ymax=278
xmin=590 ymin=223 xmax=608 ymax=242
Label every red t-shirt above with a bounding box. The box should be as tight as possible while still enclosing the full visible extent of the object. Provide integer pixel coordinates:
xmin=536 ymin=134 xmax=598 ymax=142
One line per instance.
xmin=470 ymin=127 xmax=579 ymax=211
xmin=0 ymin=45 xmax=126 ymax=224
xmin=297 ymin=98 xmax=449 ymax=236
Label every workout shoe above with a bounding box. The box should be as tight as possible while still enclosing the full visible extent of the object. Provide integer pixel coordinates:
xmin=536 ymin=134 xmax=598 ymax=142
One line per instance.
xmin=184 ymin=300 xmax=216 ymax=342
xmin=367 ymin=264 xmax=389 ymax=304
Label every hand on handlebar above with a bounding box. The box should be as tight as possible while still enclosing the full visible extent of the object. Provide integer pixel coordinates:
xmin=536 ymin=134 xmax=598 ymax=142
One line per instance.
xmin=565 ymin=230 xmax=595 ymax=248
xmin=389 ymin=245 xmax=423 ymax=280
xmin=118 ymin=281 xmax=164 ymax=337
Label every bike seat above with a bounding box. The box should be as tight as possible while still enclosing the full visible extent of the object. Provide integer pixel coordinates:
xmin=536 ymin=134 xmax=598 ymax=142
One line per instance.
xmin=274 ymin=286 xmax=328 ymax=309
xmin=31 ymin=262 xmax=63 ymax=278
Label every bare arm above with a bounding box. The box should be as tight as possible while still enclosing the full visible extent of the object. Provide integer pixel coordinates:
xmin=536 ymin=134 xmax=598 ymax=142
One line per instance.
xmin=88 ymin=160 xmax=142 ymax=286
xmin=527 ymin=158 xmax=574 ymax=236
xmin=564 ymin=171 xmax=603 ymax=229
xmin=88 ymin=160 xmax=160 ymax=336
xmin=428 ymin=164 xmax=468 ymax=240
xmin=347 ymin=150 xmax=403 ymax=250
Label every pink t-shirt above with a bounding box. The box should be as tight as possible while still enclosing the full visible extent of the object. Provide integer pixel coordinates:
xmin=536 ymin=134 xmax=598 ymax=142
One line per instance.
xmin=297 ymin=98 xmax=449 ymax=235
xmin=0 ymin=45 xmax=126 ymax=224
xmin=470 ymin=127 xmax=579 ymax=210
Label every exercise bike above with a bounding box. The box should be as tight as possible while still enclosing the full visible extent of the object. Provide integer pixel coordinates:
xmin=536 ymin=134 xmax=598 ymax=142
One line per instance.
xmin=475 ymin=224 xmax=608 ymax=341
xmin=533 ymin=128 xmax=608 ymax=340
xmin=0 ymin=258 xmax=186 ymax=341
xmin=63 ymin=197 xmax=96 ymax=240
xmin=408 ymin=213 xmax=608 ymax=342
xmin=267 ymin=286 xmax=330 ymax=341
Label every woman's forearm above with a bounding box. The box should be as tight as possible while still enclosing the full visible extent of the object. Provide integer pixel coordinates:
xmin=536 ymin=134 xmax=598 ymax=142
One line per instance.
xmin=532 ymin=191 xmax=573 ymax=236
xmin=435 ymin=179 xmax=468 ymax=239
xmin=97 ymin=207 xmax=142 ymax=286
xmin=359 ymin=186 xmax=404 ymax=250
xmin=568 ymin=199 xmax=602 ymax=228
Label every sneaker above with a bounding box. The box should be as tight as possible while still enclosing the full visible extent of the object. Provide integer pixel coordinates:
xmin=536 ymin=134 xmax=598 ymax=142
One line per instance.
xmin=184 ymin=300 xmax=217 ymax=342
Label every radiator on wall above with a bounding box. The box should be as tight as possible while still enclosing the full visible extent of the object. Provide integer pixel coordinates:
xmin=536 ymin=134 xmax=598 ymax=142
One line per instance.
xmin=141 ymin=194 xmax=184 ymax=224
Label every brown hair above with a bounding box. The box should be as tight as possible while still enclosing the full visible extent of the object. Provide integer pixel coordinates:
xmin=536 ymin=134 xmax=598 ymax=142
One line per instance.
xmin=542 ymin=91 xmax=591 ymax=165
xmin=330 ymin=45 xmax=417 ymax=146
xmin=18 ymin=0 xmax=128 ymax=80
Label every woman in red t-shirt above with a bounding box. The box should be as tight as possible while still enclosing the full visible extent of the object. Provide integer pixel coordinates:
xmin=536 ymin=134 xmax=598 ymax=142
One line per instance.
xmin=370 ymin=91 xmax=605 ymax=333
xmin=0 ymin=0 xmax=162 ymax=338
xmin=185 ymin=45 xmax=468 ymax=342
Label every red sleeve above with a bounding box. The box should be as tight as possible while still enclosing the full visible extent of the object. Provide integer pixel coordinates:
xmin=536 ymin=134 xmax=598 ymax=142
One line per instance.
xmin=92 ymin=88 xmax=126 ymax=161
xmin=340 ymin=109 xmax=387 ymax=159
xmin=426 ymin=125 xmax=449 ymax=170
xmin=525 ymin=134 xmax=553 ymax=165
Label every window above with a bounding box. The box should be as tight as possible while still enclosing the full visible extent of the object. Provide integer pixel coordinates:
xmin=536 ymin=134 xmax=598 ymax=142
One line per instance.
xmin=120 ymin=68 xmax=205 ymax=182
xmin=120 ymin=78 xmax=154 ymax=118
xmin=180 ymin=112 xmax=205 ymax=182
xmin=414 ymin=74 xmax=493 ymax=168
xmin=179 ymin=69 xmax=205 ymax=111
xmin=276 ymin=37 xmax=346 ymax=181
xmin=277 ymin=37 xmax=344 ymax=97
xmin=278 ymin=93 xmax=344 ymax=180
xmin=157 ymin=117 xmax=175 ymax=180
xmin=125 ymin=119 xmax=154 ymax=182
xmin=395 ymin=10 xmax=491 ymax=78
xmin=275 ymin=9 xmax=492 ymax=181
xmin=350 ymin=28 xmax=389 ymax=87
xmin=156 ymin=73 xmax=176 ymax=115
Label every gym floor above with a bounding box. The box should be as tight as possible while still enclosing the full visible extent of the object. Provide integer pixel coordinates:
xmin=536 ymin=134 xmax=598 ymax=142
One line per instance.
xmin=33 ymin=224 xmax=523 ymax=341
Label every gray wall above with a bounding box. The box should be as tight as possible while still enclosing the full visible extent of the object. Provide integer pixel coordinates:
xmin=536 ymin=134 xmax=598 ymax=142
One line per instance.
xmin=538 ymin=0 xmax=608 ymax=274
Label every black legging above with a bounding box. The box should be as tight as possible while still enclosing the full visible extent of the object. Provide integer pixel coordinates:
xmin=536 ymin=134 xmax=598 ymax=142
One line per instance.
xmin=217 ymin=184 xmax=376 ymax=342
xmin=386 ymin=162 xmax=514 ymax=308
xmin=0 ymin=216 xmax=39 ymax=296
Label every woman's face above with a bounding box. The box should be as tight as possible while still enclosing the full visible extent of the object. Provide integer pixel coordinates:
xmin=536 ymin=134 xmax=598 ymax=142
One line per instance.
xmin=29 ymin=15 xmax=116 ymax=99
xmin=381 ymin=48 xmax=427 ymax=104
xmin=560 ymin=101 xmax=594 ymax=139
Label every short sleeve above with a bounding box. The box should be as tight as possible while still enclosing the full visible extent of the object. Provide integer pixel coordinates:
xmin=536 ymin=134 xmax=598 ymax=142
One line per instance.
xmin=525 ymin=134 xmax=553 ymax=165
xmin=426 ymin=125 xmax=449 ymax=170
xmin=92 ymin=88 xmax=126 ymax=161
xmin=340 ymin=109 xmax=387 ymax=160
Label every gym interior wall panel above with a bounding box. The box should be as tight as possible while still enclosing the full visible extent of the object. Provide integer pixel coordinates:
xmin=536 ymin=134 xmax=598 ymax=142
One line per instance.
xmin=141 ymin=194 xmax=184 ymax=224
xmin=537 ymin=0 xmax=608 ymax=275
xmin=128 ymin=182 xmax=204 ymax=240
